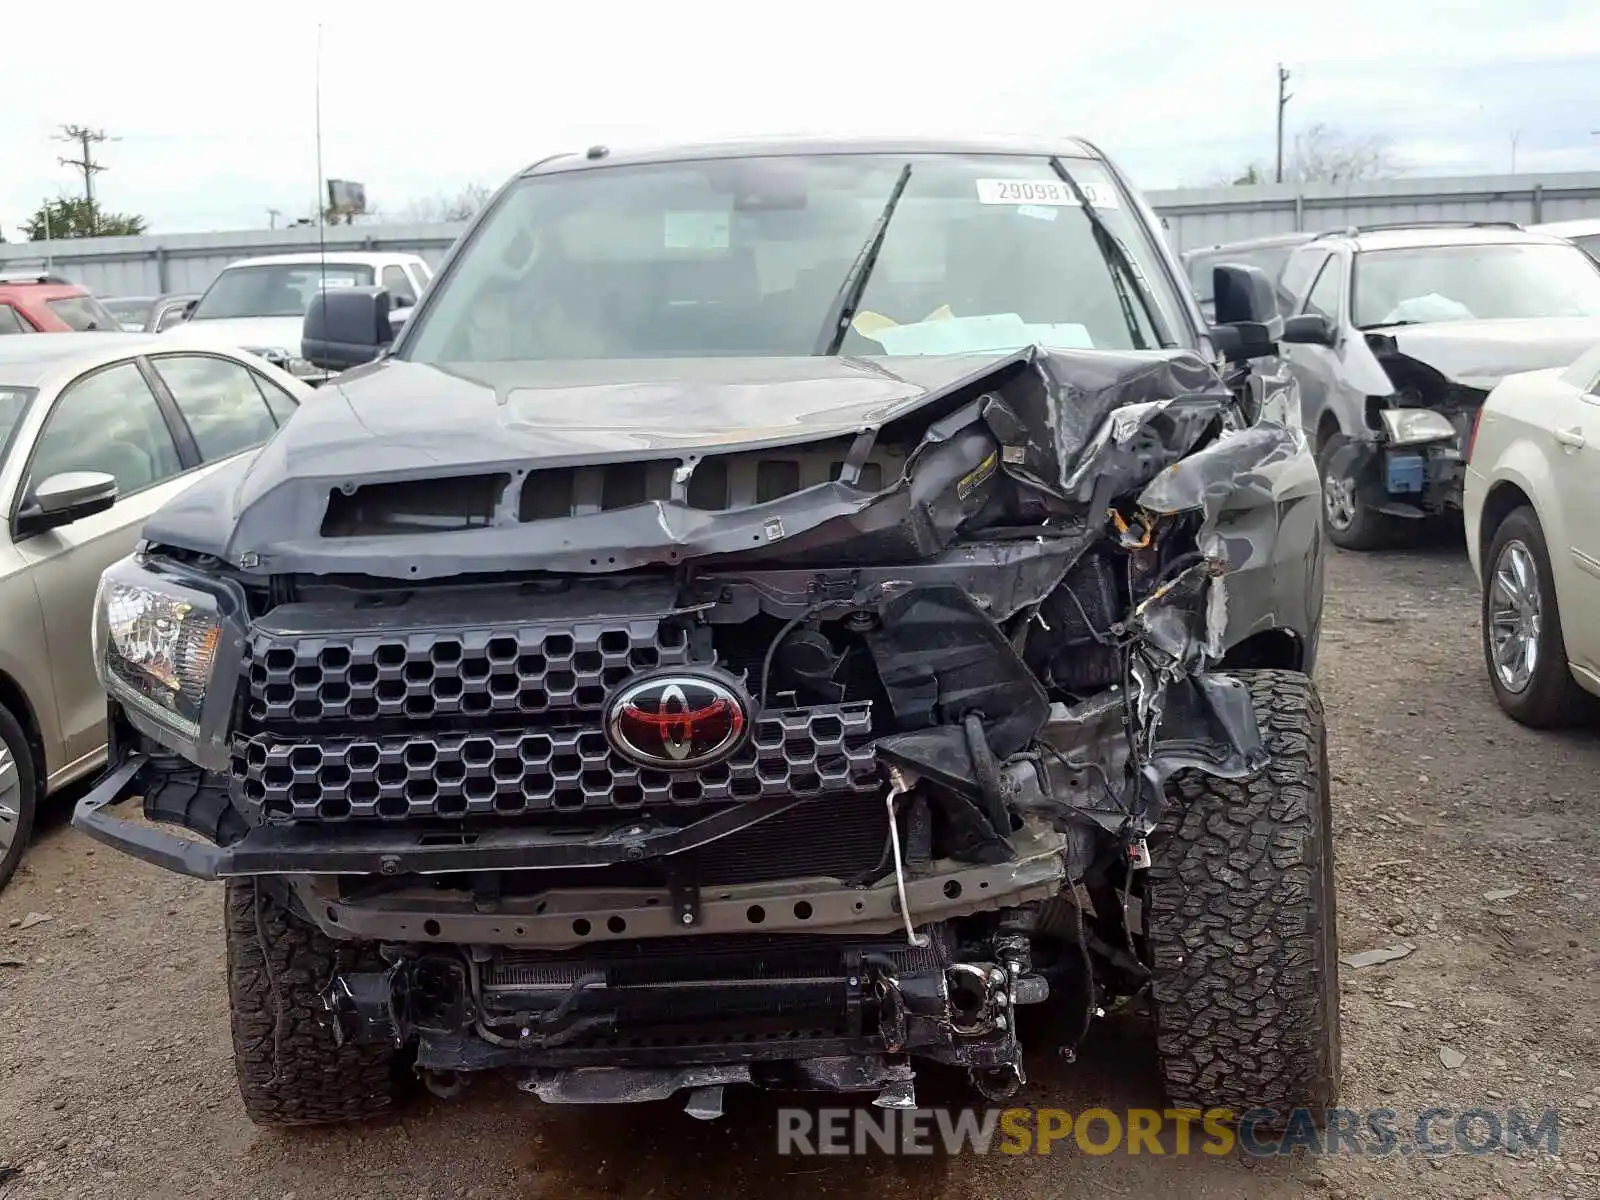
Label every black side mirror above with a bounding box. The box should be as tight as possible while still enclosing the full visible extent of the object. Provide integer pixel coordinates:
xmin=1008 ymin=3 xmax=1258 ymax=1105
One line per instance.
xmin=1208 ymin=263 xmax=1282 ymax=362
xmin=15 ymin=471 xmax=118 ymax=538
xmin=1210 ymin=322 xmax=1277 ymax=363
xmin=1281 ymin=312 xmax=1338 ymax=347
xmin=302 ymin=286 xmax=394 ymax=372
xmin=1212 ymin=264 xmax=1279 ymax=326
xmin=182 ymin=299 xmax=198 ymax=318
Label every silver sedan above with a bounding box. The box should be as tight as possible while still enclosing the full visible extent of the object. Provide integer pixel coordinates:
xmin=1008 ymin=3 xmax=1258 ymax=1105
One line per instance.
xmin=0 ymin=333 xmax=311 ymax=888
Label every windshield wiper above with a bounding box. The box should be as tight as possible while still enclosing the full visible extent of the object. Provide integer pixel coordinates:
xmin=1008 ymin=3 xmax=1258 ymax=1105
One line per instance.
xmin=814 ymin=163 xmax=913 ymax=355
xmin=1048 ymin=157 xmax=1174 ymax=350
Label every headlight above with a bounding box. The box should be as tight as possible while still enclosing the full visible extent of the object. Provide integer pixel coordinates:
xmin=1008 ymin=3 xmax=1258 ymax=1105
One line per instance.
xmin=1379 ymin=407 xmax=1457 ymax=447
xmin=94 ymin=564 xmax=224 ymax=745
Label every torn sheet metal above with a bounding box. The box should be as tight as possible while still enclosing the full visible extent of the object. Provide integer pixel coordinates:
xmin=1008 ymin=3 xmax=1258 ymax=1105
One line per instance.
xmin=141 ymin=345 xmax=1276 ymax=583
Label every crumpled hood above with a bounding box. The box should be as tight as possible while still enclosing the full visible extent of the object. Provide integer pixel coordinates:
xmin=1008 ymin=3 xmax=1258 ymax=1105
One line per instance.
xmin=140 ymin=346 xmax=1296 ymax=580
xmin=1377 ymin=317 xmax=1600 ymax=390
xmin=286 ymin=356 xmax=993 ymax=468
xmin=161 ymin=315 xmax=306 ymax=354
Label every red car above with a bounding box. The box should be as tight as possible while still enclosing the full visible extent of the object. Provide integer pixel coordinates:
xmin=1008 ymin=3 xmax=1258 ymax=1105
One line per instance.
xmin=0 ymin=273 xmax=121 ymax=334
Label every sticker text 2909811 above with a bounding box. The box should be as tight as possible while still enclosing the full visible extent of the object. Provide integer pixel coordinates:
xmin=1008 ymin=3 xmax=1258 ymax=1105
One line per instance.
xmin=975 ymin=178 xmax=1119 ymax=210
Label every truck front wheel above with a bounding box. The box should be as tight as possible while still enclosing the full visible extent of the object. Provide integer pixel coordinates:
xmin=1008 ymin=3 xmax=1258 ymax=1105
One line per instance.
xmin=1144 ymin=669 xmax=1342 ymax=1123
xmin=225 ymin=878 xmax=404 ymax=1126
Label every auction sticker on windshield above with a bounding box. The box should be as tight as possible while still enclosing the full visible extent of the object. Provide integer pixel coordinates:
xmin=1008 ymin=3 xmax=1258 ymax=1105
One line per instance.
xmin=976 ymin=179 xmax=1119 ymax=209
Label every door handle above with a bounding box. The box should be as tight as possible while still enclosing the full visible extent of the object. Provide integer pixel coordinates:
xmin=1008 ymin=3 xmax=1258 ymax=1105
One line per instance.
xmin=1555 ymin=426 xmax=1587 ymax=450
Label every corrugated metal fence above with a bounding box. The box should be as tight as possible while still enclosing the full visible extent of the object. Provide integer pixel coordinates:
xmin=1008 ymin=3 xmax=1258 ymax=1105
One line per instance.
xmin=6 ymin=170 xmax=1600 ymax=297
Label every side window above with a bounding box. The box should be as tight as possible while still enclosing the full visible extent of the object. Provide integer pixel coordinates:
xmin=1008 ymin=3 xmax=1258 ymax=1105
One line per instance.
xmin=382 ymin=266 xmax=418 ymax=307
xmin=1303 ymin=256 xmax=1343 ymax=321
xmin=151 ymin=354 xmax=280 ymax=460
xmin=249 ymin=371 xmax=302 ymax=425
xmin=0 ymin=305 xmax=26 ymax=335
xmin=1276 ymin=249 xmax=1329 ymax=317
xmin=29 ymin=362 xmax=183 ymax=499
xmin=46 ymin=294 xmax=119 ymax=331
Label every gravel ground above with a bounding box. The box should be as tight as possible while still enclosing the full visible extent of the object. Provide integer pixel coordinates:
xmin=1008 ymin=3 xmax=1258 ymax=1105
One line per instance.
xmin=1 ymin=534 xmax=1597 ymax=1199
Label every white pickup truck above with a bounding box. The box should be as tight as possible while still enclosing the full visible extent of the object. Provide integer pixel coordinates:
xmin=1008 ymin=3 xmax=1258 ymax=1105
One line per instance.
xmin=162 ymin=250 xmax=433 ymax=382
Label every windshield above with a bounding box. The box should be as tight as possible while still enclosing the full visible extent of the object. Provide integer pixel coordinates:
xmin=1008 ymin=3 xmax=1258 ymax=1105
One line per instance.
xmin=1353 ymin=243 xmax=1600 ymax=327
xmin=402 ymin=153 xmax=1185 ymax=363
xmin=103 ymin=298 xmax=150 ymax=330
xmin=0 ymin=387 xmax=34 ymax=465
xmin=191 ymin=263 xmax=376 ymax=320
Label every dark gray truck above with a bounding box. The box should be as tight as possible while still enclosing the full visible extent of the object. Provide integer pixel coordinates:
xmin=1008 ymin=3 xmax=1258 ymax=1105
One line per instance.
xmin=78 ymin=137 xmax=1340 ymax=1127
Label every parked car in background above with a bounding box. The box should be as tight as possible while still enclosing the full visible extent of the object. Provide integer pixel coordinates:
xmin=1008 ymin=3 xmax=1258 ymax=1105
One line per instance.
xmin=0 ymin=333 xmax=309 ymax=890
xmin=102 ymin=293 xmax=202 ymax=334
xmin=0 ymin=273 xmax=121 ymax=334
xmin=1266 ymin=221 xmax=1600 ymax=549
xmin=161 ymin=252 xmax=433 ymax=382
xmin=1531 ymin=218 xmax=1600 ymax=264
xmin=1181 ymin=232 xmax=1314 ymax=322
xmin=1464 ymin=342 xmax=1600 ymax=727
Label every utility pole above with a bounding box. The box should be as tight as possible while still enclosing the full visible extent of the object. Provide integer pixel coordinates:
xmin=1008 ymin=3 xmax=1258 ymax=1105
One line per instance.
xmin=54 ymin=124 xmax=117 ymax=233
xmin=1275 ymin=64 xmax=1293 ymax=184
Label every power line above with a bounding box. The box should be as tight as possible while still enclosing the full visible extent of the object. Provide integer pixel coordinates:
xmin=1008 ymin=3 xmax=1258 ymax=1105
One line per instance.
xmin=1275 ymin=65 xmax=1294 ymax=184
xmin=53 ymin=124 xmax=119 ymax=232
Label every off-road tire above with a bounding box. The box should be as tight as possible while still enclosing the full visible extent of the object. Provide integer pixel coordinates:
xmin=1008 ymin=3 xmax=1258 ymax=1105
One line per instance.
xmin=1318 ymin=433 xmax=1393 ymax=552
xmin=225 ymin=878 xmax=402 ymax=1126
xmin=1481 ymin=505 xmax=1590 ymax=728
xmin=0 ymin=703 xmax=38 ymax=893
xmin=1145 ymin=669 xmax=1341 ymax=1123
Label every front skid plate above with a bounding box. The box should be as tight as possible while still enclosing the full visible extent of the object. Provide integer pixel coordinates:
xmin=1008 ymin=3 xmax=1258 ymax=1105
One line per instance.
xmin=294 ymin=824 xmax=1066 ymax=948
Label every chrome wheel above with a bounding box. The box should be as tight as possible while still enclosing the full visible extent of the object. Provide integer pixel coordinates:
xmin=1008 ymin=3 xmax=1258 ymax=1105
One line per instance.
xmin=1488 ymin=539 xmax=1542 ymax=694
xmin=0 ymin=742 xmax=18 ymax=858
xmin=1323 ymin=473 xmax=1357 ymax=532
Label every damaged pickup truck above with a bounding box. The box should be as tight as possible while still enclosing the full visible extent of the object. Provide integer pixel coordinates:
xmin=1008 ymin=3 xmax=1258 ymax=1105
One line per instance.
xmin=1262 ymin=221 xmax=1600 ymax=550
xmin=76 ymin=137 xmax=1340 ymax=1127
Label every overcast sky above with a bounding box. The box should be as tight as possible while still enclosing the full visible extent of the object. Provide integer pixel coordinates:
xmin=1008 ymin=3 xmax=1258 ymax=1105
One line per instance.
xmin=5 ymin=1 xmax=1599 ymax=235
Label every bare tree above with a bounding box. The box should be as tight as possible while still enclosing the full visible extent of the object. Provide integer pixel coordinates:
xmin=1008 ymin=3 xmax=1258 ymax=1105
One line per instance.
xmin=1219 ymin=125 xmax=1404 ymax=187
xmin=1285 ymin=123 xmax=1403 ymax=184
xmin=402 ymin=183 xmax=493 ymax=223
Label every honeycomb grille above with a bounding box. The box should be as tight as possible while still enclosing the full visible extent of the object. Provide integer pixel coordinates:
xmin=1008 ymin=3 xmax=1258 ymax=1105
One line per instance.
xmin=243 ymin=618 xmax=691 ymax=728
xmin=231 ymin=702 xmax=878 ymax=822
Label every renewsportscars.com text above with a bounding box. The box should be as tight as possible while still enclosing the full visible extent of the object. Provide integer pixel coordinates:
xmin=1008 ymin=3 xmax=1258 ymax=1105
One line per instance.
xmin=776 ymin=1106 xmax=1562 ymax=1158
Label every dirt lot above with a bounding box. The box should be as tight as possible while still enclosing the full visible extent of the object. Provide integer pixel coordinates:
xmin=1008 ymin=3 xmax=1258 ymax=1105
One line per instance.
xmin=1 ymin=534 xmax=1597 ymax=1200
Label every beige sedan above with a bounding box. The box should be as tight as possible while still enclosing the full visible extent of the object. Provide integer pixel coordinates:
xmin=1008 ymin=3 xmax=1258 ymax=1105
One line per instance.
xmin=0 ymin=333 xmax=311 ymax=888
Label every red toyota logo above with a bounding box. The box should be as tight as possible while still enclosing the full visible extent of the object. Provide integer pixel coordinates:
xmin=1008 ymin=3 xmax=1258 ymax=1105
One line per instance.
xmin=604 ymin=672 xmax=750 ymax=770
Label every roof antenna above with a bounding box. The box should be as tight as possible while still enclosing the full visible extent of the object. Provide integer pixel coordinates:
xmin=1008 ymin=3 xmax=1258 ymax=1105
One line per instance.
xmin=314 ymin=21 xmax=327 ymax=300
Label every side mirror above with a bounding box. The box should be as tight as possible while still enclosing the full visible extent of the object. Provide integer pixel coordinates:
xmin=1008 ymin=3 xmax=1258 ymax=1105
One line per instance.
xmin=182 ymin=299 xmax=198 ymax=318
xmin=1281 ymin=312 xmax=1338 ymax=347
xmin=1208 ymin=264 xmax=1283 ymax=362
xmin=15 ymin=471 xmax=118 ymax=538
xmin=1210 ymin=322 xmax=1277 ymax=363
xmin=1211 ymin=263 xmax=1279 ymax=326
xmin=302 ymin=286 xmax=394 ymax=372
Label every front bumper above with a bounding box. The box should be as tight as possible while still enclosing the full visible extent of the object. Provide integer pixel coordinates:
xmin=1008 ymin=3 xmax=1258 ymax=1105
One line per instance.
xmin=72 ymin=752 xmax=1067 ymax=947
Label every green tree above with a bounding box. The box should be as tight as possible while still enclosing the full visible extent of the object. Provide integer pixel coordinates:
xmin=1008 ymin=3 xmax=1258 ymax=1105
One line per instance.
xmin=20 ymin=196 xmax=147 ymax=240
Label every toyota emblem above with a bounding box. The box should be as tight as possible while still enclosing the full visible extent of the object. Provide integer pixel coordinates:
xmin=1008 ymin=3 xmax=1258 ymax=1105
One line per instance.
xmin=604 ymin=671 xmax=750 ymax=771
